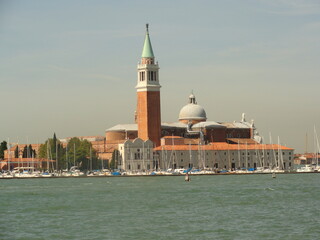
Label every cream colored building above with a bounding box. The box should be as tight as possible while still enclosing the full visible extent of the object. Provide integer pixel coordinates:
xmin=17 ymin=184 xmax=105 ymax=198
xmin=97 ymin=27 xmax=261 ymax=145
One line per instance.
xmin=118 ymin=138 xmax=155 ymax=171
xmin=155 ymin=140 xmax=294 ymax=171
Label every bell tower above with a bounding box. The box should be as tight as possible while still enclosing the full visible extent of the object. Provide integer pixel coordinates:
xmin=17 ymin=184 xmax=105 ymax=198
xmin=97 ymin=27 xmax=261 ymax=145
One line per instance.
xmin=136 ymin=24 xmax=161 ymax=147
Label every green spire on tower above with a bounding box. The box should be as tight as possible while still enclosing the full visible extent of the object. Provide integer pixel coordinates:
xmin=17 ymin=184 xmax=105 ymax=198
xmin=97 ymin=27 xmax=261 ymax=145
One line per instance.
xmin=141 ymin=23 xmax=155 ymax=58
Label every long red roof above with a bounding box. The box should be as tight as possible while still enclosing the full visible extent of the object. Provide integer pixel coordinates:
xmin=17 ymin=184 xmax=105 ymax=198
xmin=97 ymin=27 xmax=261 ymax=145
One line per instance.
xmin=154 ymin=142 xmax=294 ymax=151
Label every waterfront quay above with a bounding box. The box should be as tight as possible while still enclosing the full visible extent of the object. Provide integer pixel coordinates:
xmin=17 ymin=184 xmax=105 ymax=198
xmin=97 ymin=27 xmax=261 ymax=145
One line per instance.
xmin=1 ymin=169 xmax=319 ymax=179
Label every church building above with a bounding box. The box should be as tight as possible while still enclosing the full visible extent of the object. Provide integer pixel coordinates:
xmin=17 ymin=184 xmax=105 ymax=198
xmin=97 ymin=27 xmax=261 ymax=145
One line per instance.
xmin=103 ymin=24 xmax=294 ymax=172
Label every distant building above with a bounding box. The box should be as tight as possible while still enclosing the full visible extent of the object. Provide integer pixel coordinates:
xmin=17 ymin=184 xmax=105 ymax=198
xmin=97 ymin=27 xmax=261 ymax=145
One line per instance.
xmin=118 ymin=138 xmax=155 ymax=171
xmin=294 ymin=153 xmax=320 ymax=165
xmin=155 ymin=141 xmax=293 ymax=170
xmin=101 ymin=24 xmax=294 ymax=171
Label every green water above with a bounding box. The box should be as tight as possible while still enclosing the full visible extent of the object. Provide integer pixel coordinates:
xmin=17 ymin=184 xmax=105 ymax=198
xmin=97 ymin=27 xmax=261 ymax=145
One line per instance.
xmin=1 ymin=174 xmax=319 ymax=240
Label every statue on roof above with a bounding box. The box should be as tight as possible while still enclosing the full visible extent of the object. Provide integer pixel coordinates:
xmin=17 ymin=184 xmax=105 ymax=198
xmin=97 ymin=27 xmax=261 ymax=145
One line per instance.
xmin=241 ymin=113 xmax=246 ymax=122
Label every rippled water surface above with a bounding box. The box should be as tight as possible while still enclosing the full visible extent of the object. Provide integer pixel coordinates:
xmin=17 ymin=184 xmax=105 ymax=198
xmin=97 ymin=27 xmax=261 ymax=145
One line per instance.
xmin=1 ymin=174 xmax=320 ymax=240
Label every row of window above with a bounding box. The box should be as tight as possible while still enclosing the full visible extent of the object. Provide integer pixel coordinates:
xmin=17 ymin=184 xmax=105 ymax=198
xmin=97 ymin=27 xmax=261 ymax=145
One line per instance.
xmin=174 ymin=151 xmax=292 ymax=156
xmin=139 ymin=71 xmax=157 ymax=82
xmin=128 ymin=164 xmax=151 ymax=170
xmin=179 ymin=156 xmax=292 ymax=163
xmin=175 ymin=161 xmax=292 ymax=169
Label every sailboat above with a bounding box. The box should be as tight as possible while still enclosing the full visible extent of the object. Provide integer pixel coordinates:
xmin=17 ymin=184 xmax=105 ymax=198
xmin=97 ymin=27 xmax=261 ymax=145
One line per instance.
xmin=313 ymin=126 xmax=320 ymax=172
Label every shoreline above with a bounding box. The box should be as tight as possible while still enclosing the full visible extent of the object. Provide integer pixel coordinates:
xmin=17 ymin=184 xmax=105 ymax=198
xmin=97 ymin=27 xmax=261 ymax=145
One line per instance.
xmin=1 ymin=171 xmax=319 ymax=179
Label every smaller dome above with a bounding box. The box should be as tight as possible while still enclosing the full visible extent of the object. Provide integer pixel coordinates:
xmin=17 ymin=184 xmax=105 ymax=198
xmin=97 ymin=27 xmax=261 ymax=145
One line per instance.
xmin=179 ymin=93 xmax=207 ymax=123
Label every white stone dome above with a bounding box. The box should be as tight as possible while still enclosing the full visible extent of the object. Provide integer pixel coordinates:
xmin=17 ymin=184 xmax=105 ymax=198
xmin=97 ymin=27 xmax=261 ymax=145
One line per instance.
xmin=178 ymin=93 xmax=207 ymax=122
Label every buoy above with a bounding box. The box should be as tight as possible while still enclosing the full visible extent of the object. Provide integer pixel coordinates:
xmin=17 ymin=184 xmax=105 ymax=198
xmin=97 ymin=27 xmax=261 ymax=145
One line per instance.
xmin=185 ymin=173 xmax=190 ymax=182
xmin=272 ymin=172 xmax=276 ymax=178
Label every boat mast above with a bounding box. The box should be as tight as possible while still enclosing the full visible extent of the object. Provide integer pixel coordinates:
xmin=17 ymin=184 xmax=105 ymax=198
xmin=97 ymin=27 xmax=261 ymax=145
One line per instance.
xmin=90 ymin=146 xmax=92 ymax=172
xmin=7 ymin=138 xmax=10 ymax=171
xmin=66 ymin=143 xmax=68 ymax=170
xmin=245 ymin=141 xmax=248 ymax=171
xmin=46 ymin=139 xmax=49 ymax=171
xmin=189 ymin=142 xmax=192 ymax=169
xmin=238 ymin=139 xmax=240 ymax=169
xmin=17 ymin=141 xmax=20 ymax=169
xmin=56 ymin=141 xmax=58 ymax=170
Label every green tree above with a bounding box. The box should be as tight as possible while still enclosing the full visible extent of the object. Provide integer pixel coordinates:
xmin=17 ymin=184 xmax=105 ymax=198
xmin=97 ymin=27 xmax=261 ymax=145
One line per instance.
xmin=110 ymin=150 xmax=119 ymax=169
xmin=14 ymin=146 xmax=19 ymax=158
xmin=28 ymin=145 xmax=33 ymax=158
xmin=0 ymin=141 xmax=7 ymax=159
xmin=38 ymin=136 xmax=66 ymax=170
xmin=22 ymin=145 xmax=28 ymax=158
xmin=38 ymin=136 xmax=98 ymax=171
xmin=67 ymin=137 xmax=98 ymax=171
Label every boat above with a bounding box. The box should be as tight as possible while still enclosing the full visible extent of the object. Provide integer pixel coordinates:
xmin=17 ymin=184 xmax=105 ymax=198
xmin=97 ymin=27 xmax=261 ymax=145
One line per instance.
xmin=0 ymin=171 xmax=14 ymax=179
xmin=70 ymin=166 xmax=84 ymax=176
xmin=296 ymin=165 xmax=315 ymax=173
xmin=41 ymin=171 xmax=53 ymax=177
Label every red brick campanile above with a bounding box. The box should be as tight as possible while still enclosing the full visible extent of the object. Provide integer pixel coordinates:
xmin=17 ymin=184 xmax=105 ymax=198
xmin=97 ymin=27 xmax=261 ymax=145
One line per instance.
xmin=136 ymin=24 xmax=161 ymax=147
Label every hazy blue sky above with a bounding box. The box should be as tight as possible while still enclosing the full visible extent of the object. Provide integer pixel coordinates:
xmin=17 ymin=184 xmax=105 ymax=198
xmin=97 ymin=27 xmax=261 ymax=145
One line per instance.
xmin=1 ymin=0 xmax=320 ymax=153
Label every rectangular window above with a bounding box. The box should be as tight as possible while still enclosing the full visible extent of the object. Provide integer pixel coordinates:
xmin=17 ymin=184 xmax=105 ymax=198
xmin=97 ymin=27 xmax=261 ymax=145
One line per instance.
xmin=154 ymin=72 xmax=157 ymax=81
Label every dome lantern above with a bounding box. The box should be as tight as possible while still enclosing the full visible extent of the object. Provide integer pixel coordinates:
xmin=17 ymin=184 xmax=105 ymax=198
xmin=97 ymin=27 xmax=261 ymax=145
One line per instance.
xmin=179 ymin=93 xmax=207 ymax=124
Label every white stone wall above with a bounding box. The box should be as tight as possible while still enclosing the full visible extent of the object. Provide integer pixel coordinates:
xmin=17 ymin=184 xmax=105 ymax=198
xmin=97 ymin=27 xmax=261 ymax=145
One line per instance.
xmin=118 ymin=138 xmax=155 ymax=171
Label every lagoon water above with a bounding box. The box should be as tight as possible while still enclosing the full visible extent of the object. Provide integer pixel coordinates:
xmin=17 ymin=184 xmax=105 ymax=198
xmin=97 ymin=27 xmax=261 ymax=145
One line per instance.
xmin=1 ymin=174 xmax=319 ymax=240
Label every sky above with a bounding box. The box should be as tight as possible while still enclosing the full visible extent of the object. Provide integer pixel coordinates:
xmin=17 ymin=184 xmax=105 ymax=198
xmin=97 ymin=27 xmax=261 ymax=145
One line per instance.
xmin=1 ymin=0 xmax=320 ymax=153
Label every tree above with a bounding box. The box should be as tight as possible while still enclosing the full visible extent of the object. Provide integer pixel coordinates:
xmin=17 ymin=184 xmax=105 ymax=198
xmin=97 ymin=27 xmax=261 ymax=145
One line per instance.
xmin=110 ymin=150 xmax=119 ymax=169
xmin=22 ymin=145 xmax=28 ymax=158
xmin=28 ymin=145 xmax=33 ymax=158
xmin=14 ymin=146 xmax=19 ymax=158
xmin=0 ymin=141 xmax=7 ymax=159
xmin=38 ymin=136 xmax=98 ymax=171
xmin=52 ymin=133 xmax=57 ymax=160
xmin=66 ymin=137 xmax=98 ymax=171
xmin=38 ymin=136 xmax=66 ymax=170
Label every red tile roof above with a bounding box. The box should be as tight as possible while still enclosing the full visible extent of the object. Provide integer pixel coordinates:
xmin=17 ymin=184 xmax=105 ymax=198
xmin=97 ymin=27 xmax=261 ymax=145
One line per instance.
xmin=162 ymin=136 xmax=183 ymax=139
xmin=155 ymin=142 xmax=294 ymax=151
